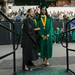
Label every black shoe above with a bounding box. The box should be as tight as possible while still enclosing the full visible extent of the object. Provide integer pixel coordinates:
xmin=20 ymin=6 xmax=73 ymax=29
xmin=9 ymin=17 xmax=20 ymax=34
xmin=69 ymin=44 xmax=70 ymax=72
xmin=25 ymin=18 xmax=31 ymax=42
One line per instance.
xmin=27 ymin=61 xmax=35 ymax=67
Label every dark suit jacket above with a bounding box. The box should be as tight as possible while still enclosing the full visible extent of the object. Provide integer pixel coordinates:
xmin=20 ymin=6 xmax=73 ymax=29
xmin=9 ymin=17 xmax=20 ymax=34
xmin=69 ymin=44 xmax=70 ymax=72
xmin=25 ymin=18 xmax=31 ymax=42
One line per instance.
xmin=21 ymin=17 xmax=38 ymax=61
xmin=21 ymin=17 xmax=37 ymax=47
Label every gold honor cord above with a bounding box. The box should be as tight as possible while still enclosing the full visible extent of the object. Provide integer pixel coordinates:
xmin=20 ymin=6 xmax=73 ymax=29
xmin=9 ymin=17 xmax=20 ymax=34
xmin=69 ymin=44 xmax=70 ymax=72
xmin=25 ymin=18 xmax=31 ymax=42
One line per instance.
xmin=41 ymin=15 xmax=46 ymax=29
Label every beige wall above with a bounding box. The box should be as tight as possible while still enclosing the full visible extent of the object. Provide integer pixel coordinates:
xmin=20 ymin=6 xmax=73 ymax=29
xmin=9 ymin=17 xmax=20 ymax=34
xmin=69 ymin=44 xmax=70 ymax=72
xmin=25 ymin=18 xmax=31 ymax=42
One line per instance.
xmin=56 ymin=0 xmax=71 ymax=6
xmin=71 ymin=1 xmax=75 ymax=6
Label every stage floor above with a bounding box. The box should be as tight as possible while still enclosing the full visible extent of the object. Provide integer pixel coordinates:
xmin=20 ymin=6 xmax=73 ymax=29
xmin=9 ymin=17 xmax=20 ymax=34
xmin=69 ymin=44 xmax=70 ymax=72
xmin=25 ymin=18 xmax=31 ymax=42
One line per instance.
xmin=17 ymin=67 xmax=72 ymax=75
xmin=0 ymin=44 xmax=75 ymax=75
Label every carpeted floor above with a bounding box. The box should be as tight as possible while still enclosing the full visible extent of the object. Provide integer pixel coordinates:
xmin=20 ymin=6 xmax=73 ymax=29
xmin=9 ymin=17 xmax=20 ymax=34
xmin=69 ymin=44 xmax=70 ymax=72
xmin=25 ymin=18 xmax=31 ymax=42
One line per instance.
xmin=17 ymin=67 xmax=72 ymax=75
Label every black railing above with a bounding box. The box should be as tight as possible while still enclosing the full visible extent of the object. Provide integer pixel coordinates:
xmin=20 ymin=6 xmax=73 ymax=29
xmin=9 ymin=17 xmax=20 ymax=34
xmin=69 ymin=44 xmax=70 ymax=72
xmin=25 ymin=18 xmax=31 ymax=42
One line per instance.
xmin=0 ymin=10 xmax=38 ymax=75
xmin=0 ymin=21 xmax=22 ymax=45
xmin=0 ymin=23 xmax=21 ymax=75
xmin=0 ymin=10 xmax=18 ymax=75
xmin=0 ymin=11 xmax=16 ymax=75
xmin=61 ymin=18 xmax=75 ymax=74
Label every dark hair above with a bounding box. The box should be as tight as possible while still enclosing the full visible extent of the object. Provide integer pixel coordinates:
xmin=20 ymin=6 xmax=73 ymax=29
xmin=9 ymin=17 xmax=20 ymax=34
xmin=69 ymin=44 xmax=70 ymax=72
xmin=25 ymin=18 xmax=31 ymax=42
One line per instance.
xmin=38 ymin=8 xmax=49 ymax=19
xmin=27 ymin=8 xmax=31 ymax=13
xmin=26 ymin=8 xmax=32 ymax=17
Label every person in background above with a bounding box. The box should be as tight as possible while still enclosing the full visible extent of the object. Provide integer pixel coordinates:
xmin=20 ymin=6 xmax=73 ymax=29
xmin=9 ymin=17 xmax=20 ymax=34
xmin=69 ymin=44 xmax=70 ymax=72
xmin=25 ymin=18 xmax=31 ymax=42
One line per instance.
xmin=56 ymin=27 xmax=62 ymax=43
xmin=21 ymin=8 xmax=38 ymax=71
xmin=38 ymin=6 xmax=55 ymax=66
xmin=15 ymin=13 xmax=22 ymax=22
xmin=63 ymin=15 xmax=70 ymax=42
xmin=34 ymin=9 xmax=41 ymax=54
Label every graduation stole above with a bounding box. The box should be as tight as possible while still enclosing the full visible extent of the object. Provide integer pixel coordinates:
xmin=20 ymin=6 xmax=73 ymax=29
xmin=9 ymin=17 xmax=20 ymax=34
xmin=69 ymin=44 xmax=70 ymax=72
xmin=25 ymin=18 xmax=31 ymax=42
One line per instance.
xmin=34 ymin=19 xmax=37 ymax=26
xmin=41 ymin=15 xmax=46 ymax=29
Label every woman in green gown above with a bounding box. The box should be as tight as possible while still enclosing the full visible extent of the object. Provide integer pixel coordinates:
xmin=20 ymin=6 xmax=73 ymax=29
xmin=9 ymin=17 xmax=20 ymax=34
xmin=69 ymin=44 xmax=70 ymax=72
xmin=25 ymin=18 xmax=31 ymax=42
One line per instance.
xmin=38 ymin=7 xmax=55 ymax=66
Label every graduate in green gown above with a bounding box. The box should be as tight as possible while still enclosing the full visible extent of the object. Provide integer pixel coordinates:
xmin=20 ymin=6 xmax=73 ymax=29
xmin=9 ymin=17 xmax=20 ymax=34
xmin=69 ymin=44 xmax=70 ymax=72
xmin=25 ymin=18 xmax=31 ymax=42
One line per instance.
xmin=38 ymin=6 xmax=55 ymax=66
xmin=56 ymin=27 xmax=62 ymax=43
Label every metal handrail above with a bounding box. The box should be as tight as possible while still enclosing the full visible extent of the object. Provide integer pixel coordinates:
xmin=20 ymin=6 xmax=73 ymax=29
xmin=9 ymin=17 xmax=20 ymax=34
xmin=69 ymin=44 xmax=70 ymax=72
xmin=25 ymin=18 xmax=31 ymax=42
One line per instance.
xmin=0 ymin=10 xmax=17 ymax=75
xmin=0 ymin=10 xmax=38 ymax=75
xmin=61 ymin=18 xmax=75 ymax=74
xmin=0 ymin=23 xmax=20 ymax=60
xmin=0 ymin=52 xmax=14 ymax=60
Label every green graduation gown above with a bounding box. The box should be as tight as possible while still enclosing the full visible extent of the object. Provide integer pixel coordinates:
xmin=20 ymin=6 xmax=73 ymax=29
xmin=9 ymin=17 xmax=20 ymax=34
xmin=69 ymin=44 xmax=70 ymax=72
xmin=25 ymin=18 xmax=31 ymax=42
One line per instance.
xmin=38 ymin=17 xmax=55 ymax=59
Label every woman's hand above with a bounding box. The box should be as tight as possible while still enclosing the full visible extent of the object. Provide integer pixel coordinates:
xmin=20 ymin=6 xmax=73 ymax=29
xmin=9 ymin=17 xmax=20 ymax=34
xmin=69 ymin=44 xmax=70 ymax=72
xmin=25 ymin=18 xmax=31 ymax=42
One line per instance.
xmin=43 ymin=36 xmax=47 ymax=40
xmin=42 ymin=35 xmax=49 ymax=40
xmin=43 ymin=36 xmax=48 ymax=40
